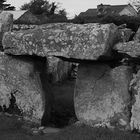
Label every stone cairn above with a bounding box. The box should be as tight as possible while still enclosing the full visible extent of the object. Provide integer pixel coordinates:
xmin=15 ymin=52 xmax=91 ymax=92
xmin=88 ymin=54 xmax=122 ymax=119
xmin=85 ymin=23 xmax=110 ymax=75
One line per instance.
xmin=1 ymin=11 xmax=140 ymax=132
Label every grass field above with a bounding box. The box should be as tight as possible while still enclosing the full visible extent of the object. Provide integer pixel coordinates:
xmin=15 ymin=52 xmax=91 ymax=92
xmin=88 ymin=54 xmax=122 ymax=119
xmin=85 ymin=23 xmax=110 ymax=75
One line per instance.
xmin=0 ymin=114 xmax=139 ymax=140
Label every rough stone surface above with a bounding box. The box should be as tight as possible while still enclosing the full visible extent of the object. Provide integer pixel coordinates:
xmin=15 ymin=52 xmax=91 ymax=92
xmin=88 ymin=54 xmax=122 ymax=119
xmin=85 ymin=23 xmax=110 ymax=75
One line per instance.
xmin=130 ymin=69 xmax=140 ymax=131
xmin=74 ymin=63 xmax=132 ymax=129
xmin=46 ymin=56 xmax=72 ymax=83
xmin=0 ymin=12 xmax=13 ymax=50
xmin=118 ymin=28 xmax=133 ymax=42
xmin=0 ymin=53 xmax=50 ymax=123
xmin=133 ymin=27 xmax=140 ymax=42
xmin=3 ymin=23 xmax=119 ymax=60
xmin=12 ymin=24 xmax=37 ymax=31
xmin=114 ymin=41 xmax=140 ymax=57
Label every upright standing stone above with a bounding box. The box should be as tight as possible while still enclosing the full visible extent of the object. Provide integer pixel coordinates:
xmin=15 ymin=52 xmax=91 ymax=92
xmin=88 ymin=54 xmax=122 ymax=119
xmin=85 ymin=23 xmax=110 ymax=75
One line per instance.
xmin=0 ymin=53 xmax=53 ymax=124
xmin=75 ymin=64 xmax=132 ymax=129
xmin=130 ymin=69 xmax=140 ymax=131
xmin=0 ymin=12 xmax=13 ymax=51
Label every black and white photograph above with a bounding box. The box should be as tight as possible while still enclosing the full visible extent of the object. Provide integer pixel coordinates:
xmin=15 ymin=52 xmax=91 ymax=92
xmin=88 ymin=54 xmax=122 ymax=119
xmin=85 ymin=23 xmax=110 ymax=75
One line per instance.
xmin=0 ymin=0 xmax=140 ymax=139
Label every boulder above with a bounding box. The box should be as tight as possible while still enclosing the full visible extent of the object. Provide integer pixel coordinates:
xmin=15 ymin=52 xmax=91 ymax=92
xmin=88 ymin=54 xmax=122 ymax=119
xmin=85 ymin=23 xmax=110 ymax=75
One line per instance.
xmin=3 ymin=23 xmax=119 ymax=60
xmin=114 ymin=41 xmax=140 ymax=57
xmin=130 ymin=69 xmax=140 ymax=131
xmin=74 ymin=63 xmax=132 ymax=129
xmin=0 ymin=53 xmax=53 ymax=124
xmin=133 ymin=27 xmax=140 ymax=42
xmin=0 ymin=12 xmax=13 ymax=51
xmin=118 ymin=28 xmax=133 ymax=42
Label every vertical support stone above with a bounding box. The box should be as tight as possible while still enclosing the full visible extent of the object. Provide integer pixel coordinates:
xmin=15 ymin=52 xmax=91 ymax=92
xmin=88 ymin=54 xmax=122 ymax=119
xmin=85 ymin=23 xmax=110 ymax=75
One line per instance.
xmin=74 ymin=63 xmax=132 ymax=129
xmin=0 ymin=12 xmax=13 ymax=51
xmin=0 ymin=53 xmax=54 ymax=125
xmin=130 ymin=69 xmax=140 ymax=131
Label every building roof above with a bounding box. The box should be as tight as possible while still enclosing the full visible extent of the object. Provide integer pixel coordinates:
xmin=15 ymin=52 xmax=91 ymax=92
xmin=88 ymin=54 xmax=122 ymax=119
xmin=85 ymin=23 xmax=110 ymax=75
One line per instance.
xmin=79 ymin=9 xmax=97 ymax=17
xmin=109 ymin=5 xmax=128 ymax=13
xmin=79 ymin=4 xmax=137 ymax=17
xmin=1 ymin=10 xmax=27 ymax=20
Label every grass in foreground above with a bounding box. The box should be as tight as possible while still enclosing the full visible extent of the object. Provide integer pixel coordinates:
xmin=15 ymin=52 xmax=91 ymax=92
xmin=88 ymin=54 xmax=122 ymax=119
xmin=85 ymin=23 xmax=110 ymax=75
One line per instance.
xmin=0 ymin=114 xmax=139 ymax=140
xmin=44 ymin=125 xmax=140 ymax=140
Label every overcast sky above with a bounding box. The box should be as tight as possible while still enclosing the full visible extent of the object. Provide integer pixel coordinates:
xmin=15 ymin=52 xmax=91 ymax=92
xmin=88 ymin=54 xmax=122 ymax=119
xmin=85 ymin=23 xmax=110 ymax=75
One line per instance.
xmin=7 ymin=0 xmax=129 ymax=18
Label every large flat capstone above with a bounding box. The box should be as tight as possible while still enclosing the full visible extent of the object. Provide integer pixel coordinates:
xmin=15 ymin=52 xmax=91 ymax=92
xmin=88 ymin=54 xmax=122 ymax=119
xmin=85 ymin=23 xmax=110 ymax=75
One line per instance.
xmin=74 ymin=63 xmax=132 ymax=129
xmin=3 ymin=23 xmax=119 ymax=60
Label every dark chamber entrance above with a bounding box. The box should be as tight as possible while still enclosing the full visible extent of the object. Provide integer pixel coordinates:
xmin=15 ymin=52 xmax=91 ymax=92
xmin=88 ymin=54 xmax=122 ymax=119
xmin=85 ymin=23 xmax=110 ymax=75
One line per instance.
xmin=40 ymin=62 xmax=78 ymax=128
xmin=51 ymin=79 xmax=77 ymax=128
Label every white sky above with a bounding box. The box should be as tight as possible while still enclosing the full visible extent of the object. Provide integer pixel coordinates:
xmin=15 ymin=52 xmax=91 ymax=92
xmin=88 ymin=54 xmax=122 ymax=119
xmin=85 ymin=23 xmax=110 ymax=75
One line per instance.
xmin=7 ymin=0 xmax=129 ymax=18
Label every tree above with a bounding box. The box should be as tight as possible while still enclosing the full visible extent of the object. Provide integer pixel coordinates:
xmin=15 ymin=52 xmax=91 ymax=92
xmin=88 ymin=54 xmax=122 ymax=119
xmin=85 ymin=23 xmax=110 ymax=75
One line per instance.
xmin=58 ymin=9 xmax=67 ymax=17
xmin=49 ymin=2 xmax=57 ymax=15
xmin=20 ymin=3 xmax=31 ymax=10
xmin=41 ymin=1 xmax=51 ymax=15
xmin=29 ymin=0 xmax=45 ymax=15
xmin=20 ymin=0 xmax=53 ymax=15
xmin=20 ymin=0 xmax=67 ymax=16
xmin=0 ymin=0 xmax=15 ymax=10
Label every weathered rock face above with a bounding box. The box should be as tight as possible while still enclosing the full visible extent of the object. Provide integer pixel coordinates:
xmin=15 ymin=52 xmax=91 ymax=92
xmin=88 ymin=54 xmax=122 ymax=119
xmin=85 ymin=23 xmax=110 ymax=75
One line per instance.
xmin=0 ymin=12 xmax=13 ymax=30
xmin=0 ymin=12 xmax=13 ymax=50
xmin=3 ymin=23 xmax=119 ymax=60
xmin=0 ymin=53 xmax=53 ymax=124
xmin=118 ymin=28 xmax=133 ymax=42
xmin=130 ymin=69 xmax=140 ymax=131
xmin=12 ymin=24 xmax=37 ymax=31
xmin=46 ymin=56 xmax=72 ymax=83
xmin=75 ymin=63 xmax=132 ymax=129
xmin=133 ymin=27 xmax=140 ymax=42
xmin=114 ymin=41 xmax=140 ymax=57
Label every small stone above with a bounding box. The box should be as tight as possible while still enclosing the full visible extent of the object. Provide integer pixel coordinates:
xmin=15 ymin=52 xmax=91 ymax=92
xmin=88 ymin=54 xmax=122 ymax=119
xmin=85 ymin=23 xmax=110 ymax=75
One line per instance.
xmin=33 ymin=130 xmax=40 ymax=135
xmin=73 ymin=121 xmax=85 ymax=127
xmin=42 ymin=127 xmax=61 ymax=134
xmin=38 ymin=126 xmax=45 ymax=130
